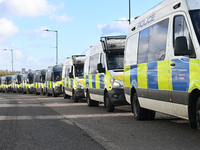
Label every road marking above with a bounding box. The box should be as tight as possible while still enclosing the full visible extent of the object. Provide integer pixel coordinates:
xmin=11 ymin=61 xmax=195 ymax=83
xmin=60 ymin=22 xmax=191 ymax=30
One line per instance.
xmin=0 ymin=103 xmax=87 ymax=107
xmin=0 ymin=113 xmax=133 ymax=121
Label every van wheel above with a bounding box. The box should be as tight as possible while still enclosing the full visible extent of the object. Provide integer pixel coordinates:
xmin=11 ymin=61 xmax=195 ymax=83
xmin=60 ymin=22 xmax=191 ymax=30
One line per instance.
xmin=86 ymin=91 xmax=94 ymax=107
xmin=41 ymin=89 xmax=44 ymax=95
xmin=196 ymin=98 xmax=200 ymax=130
xmin=52 ymin=89 xmax=57 ymax=97
xmin=46 ymin=89 xmax=50 ymax=97
xmin=72 ymin=91 xmax=78 ymax=102
xmin=132 ymin=93 xmax=155 ymax=120
xmin=105 ymin=93 xmax=114 ymax=112
xmin=35 ymin=89 xmax=39 ymax=95
xmin=63 ymin=88 xmax=68 ymax=99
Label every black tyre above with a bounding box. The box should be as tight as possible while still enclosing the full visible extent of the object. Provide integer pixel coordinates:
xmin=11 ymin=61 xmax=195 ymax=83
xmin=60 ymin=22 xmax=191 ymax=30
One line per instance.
xmin=46 ymin=89 xmax=50 ymax=97
xmin=72 ymin=91 xmax=78 ymax=102
xmin=41 ymin=89 xmax=45 ymax=95
xmin=132 ymin=93 xmax=155 ymax=120
xmin=86 ymin=91 xmax=94 ymax=107
xmin=63 ymin=88 xmax=68 ymax=99
xmin=35 ymin=89 xmax=40 ymax=95
xmin=52 ymin=89 xmax=57 ymax=97
xmin=105 ymin=93 xmax=114 ymax=112
xmin=196 ymin=98 xmax=200 ymax=130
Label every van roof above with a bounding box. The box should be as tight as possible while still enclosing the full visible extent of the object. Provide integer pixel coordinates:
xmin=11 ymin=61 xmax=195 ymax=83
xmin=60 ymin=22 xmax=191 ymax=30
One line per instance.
xmin=127 ymin=0 xmax=194 ymax=35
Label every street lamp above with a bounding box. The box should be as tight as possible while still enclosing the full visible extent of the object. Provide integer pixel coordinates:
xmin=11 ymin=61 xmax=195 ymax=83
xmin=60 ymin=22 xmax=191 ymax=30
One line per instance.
xmin=115 ymin=0 xmax=131 ymax=24
xmin=128 ymin=0 xmax=131 ymax=24
xmin=43 ymin=29 xmax=58 ymax=65
xmin=3 ymin=49 xmax=13 ymax=72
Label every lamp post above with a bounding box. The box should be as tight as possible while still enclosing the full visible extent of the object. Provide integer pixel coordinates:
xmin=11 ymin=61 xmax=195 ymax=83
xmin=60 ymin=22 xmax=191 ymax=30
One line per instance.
xmin=3 ymin=49 xmax=13 ymax=72
xmin=44 ymin=29 xmax=58 ymax=65
xmin=129 ymin=0 xmax=131 ymax=24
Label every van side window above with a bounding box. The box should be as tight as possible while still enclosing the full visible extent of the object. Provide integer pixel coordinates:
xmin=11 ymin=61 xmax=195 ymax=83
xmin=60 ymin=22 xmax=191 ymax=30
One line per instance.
xmin=138 ymin=18 xmax=169 ymax=64
xmin=65 ymin=65 xmax=70 ymax=78
xmin=89 ymin=53 xmax=99 ymax=74
xmin=84 ymin=58 xmax=89 ymax=75
xmin=125 ymin=33 xmax=139 ymax=66
xmin=174 ymin=16 xmax=193 ymax=51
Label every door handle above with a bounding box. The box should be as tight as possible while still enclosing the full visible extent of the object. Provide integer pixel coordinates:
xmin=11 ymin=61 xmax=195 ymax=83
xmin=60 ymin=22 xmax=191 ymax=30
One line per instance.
xmin=171 ymin=61 xmax=175 ymax=67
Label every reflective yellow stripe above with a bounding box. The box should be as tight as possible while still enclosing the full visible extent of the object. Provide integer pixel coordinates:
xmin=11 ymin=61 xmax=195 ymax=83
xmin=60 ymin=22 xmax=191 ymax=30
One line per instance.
xmin=105 ymin=71 xmax=112 ymax=90
xmin=95 ymin=75 xmax=100 ymax=89
xmin=89 ymin=75 xmax=93 ymax=88
xmin=157 ymin=60 xmax=172 ymax=91
xmin=124 ymin=66 xmax=131 ymax=87
xmin=137 ymin=63 xmax=147 ymax=89
xmin=189 ymin=59 xmax=200 ymax=92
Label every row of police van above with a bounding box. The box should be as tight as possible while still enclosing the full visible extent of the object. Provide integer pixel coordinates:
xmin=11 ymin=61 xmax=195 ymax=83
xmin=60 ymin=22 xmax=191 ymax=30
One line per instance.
xmin=1 ymin=0 xmax=200 ymax=129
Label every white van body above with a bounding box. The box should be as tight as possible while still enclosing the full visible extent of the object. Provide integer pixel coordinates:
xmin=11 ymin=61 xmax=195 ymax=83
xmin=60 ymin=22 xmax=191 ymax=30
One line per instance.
xmin=124 ymin=0 xmax=200 ymax=128
xmin=62 ymin=55 xmax=85 ymax=102
xmin=84 ymin=36 xmax=128 ymax=112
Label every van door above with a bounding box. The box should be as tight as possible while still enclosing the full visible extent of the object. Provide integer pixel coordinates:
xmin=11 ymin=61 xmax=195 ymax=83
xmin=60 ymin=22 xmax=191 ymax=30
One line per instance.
xmin=170 ymin=13 xmax=194 ymax=118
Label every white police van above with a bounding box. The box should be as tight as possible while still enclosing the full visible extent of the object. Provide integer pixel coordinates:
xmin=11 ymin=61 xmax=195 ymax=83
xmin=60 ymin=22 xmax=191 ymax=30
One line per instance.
xmin=62 ymin=55 xmax=85 ymax=102
xmin=124 ymin=0 xmax=200 ymax=129
xmin=84 ymin=36 xmax=129 ymax=112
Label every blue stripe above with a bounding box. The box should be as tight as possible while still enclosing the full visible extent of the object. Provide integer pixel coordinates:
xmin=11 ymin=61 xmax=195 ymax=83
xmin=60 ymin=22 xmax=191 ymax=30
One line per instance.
xmin=172 ymin=58 xmax=189 ymax=91
xmin=86 ymin=75 xmax=89 ymax=88
xmin=100 ymin=74 xmax=104 ymax=89
xmin=147 ymin=62 xmax=158 ymax=89
xmin=71 ymin=79 xmax=73 ymax=88
xmin=130 ymin=65 xmax=138 ymax=88
xmin=92 ymin=74 xmax=96 ymax=88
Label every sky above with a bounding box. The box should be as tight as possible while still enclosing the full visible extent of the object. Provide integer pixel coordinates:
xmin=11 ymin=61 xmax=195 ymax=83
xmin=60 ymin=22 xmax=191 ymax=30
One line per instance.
xmin=0 ymin=0 xmax=163 ymax=72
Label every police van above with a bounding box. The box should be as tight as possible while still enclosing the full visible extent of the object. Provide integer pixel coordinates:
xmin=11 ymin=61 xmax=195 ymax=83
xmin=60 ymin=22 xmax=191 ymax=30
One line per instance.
xmin=45 ymin=65 xmax=62 ymax=97
xmin=22 ymin=72 xmax=34 ymax=94
xmin=124 ymin=0 xmax=200 ymax=129
xmin=62 ymin=55 xmax=85 ymax=102
xmin=34 ymin=70 xmax=46 ymax=95
xmin=84 ymin=35 xmax=128 ymax=112
xmin=0 ymin=77 xmax=2 ymax=92
xmin=11 ymin=74 xmax=22 ymax=93
xmin=1 ymin=76 xmax=12 ymax=93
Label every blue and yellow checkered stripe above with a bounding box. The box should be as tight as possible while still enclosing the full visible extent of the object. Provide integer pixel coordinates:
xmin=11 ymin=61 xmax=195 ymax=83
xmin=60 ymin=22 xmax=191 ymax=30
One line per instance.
xmin=124 ymin=58 xmax=192 ymax=92
xmin=62 ymin=78 xmax=74 ymax=88
xmin=84 ymin=74 xmax=105 ymax=89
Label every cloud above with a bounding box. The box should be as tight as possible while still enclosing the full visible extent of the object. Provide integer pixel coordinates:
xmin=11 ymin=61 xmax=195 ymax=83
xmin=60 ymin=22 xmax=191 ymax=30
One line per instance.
xmin=97 ymin=17 xmax=130 ymax=36
xmin=25 ymin=26 xmax=54 ymax=40
xmin=50 ymin=14 xmax=72 ymax=22
xmin=0 ymin=18 xmax=19 ymax=43
xmin=0 ymin=0 xmax=56 ymax=17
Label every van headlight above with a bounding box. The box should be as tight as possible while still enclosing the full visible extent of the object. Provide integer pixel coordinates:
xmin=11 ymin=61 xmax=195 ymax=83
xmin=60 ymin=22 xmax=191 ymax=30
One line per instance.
xmin=76 ymin=82 xmax=83 ymax=89
xmin=110 ymin=79 xmax=124 ymax=88
xmin=55 ymin=84 xmax=61 ymax=87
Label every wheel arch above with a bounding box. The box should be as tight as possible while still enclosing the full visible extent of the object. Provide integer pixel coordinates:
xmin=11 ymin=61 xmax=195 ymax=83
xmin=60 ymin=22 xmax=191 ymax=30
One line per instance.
xmin=130 ymin=86 xmax=137 ymax=113
xmin=188 ymin=88 xmax=200 ymax=128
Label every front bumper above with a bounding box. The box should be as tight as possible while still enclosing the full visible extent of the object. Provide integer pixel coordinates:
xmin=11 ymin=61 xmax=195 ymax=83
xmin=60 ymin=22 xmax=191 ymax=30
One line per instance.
xmin=54 ymin=86 xmax=62 ymax=94
xmin=75 ymin=89 xmax=85 ymax=98
xmin=108 ymin=88 xmax=129 ymax=106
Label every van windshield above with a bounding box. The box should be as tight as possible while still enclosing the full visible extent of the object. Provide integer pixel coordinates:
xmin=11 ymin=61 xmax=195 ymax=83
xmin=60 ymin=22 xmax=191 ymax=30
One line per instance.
xmin=7 ymin=79 xmax=11 ymax=84
xmin=75 ymin=65 xmax=84 ymax=77
xmin=18 ymin=78 xmax=21 ymax=84
xmin=190 ymin=10 xmax=200 ymax=44
xmin=54 ymin=72 xmax=62 ymax=81
xmin=28 ymin=77 xmax=33 ymax=84
xmin=106 ymin=51 xmax=124 ymax=70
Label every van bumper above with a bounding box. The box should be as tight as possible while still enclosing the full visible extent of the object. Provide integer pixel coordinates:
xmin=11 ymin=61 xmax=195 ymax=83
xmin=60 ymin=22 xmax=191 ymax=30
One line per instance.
xmin=54 ymin=86 xmax=62 ymax=94
xmin=108 ymin=89 xmax=129 ymax=106
xmin=75 ymin=89 xmax=85 ymax=99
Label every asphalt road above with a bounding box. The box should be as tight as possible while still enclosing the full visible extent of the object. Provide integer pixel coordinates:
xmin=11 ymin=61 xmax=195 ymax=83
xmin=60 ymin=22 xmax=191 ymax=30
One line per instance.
xmin=0 ymin=92 xmax=200 ymax=150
